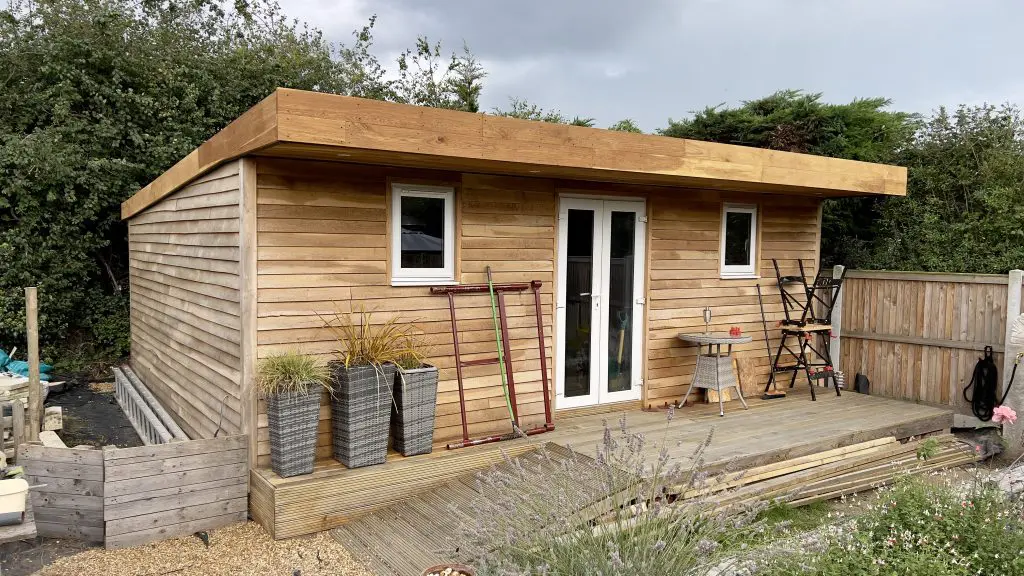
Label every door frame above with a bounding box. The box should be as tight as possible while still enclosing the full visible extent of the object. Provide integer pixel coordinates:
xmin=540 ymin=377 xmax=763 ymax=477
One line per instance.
xmin=554 ymin=196 xmax=646 ymax=410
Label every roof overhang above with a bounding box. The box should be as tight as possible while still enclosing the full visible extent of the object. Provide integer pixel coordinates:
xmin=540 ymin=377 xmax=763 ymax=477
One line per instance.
xmin=122 ymin=88 xmax=907 ymax=219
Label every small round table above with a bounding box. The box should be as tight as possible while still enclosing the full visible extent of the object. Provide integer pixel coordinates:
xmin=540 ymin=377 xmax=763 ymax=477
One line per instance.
xmin=677 ymin=332 xmax=752 ymax=416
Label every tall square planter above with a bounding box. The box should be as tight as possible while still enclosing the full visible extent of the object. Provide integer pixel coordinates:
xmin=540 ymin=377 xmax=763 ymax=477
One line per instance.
xmin=330 ymin=362 xmax=396 ymax=468
xmin=266 ymin=389 xmax=322 ymax=477
xmin=392 ymin=365 xmax=439 ymax=456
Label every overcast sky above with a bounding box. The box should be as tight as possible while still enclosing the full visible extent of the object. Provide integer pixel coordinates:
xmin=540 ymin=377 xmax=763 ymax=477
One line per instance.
xmin=279 ymin=0 xmax=1024 ymax=132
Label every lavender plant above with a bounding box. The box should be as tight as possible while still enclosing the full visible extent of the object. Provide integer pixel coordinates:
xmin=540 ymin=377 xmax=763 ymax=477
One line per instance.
xmin=455 ymin=409 xmax=764 ymax=575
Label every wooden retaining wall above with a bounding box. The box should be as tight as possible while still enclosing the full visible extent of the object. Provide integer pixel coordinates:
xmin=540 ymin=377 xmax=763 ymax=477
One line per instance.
xmin=19 ymin=435 xmax=248 ymax=548
xmin=103 ymin=435 xmax=249 ymax=549
xmin=837 ymin=270 xmax=1024 ymax=418
xmin=21 ymin=444 xmax=105 ymax=542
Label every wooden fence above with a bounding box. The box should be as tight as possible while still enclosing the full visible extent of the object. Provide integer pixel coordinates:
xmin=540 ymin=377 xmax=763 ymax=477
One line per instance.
xmin=21 ymin=444 xmax=105 ymax=542
xmin=836 ymin=270 xmax=1024 ymax=420
xmin=19 ymin=434 xmax=248 ymax=548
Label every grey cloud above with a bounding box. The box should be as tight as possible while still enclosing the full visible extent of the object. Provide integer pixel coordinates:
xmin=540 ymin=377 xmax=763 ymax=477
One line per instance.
xmin=281 ymin=0 xmax=1024 ymax=131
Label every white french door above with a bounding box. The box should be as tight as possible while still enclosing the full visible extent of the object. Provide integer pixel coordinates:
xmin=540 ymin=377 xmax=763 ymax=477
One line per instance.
xmin=555 ymin=197 xmax=646 ymax=409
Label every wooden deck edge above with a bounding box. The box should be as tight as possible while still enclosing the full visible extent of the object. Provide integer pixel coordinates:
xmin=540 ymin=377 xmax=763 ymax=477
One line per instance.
xmin=704 ymin=409 xmax=953 ymax=474
xmin=267 ymin=443 xmax=541 ymax=540
xmin=248 ymin=469 xmax=276 ymax=539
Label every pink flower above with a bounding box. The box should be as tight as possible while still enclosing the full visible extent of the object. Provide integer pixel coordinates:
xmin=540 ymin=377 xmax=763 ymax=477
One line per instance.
xmin=993 ymin=405 xmax=1018 ymax=424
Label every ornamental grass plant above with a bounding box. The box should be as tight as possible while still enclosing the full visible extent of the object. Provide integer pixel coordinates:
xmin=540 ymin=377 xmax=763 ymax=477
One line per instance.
xmin=255 ymin=351 xmax=331 ymax=397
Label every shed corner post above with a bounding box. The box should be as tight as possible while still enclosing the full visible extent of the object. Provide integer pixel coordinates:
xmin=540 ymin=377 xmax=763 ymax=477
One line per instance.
xmin=829 ymin=265 xmax=846 ymax=375
xmin=238 ymin=157 xmax=259 ymax=468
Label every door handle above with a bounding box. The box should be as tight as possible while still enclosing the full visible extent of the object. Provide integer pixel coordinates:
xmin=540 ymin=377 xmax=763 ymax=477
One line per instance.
xmin=580 ymin=292 xmax=591 ymax=297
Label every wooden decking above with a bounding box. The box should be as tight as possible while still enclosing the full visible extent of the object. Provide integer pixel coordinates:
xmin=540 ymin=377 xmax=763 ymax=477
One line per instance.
xmin=250 ymin=389 xmax=953 ymax=539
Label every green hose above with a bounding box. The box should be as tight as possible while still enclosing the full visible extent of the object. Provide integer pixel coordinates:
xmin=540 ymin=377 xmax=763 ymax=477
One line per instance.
xmin=486 ymin=266 xmax=515 ymax=425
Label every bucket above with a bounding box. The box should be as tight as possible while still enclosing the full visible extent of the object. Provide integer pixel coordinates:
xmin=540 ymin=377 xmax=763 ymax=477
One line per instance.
xmin=0 ymin=478 xmax=28 ymax=526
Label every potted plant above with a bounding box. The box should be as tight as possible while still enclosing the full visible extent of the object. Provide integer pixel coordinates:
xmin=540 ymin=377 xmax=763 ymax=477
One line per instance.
xmin=324 ymin=308 xmax=414 ymax=468
xmin=256 ymin=351 xmax=330 ymax=478
xmin=392 ymin=339 xmax=438 ymax=456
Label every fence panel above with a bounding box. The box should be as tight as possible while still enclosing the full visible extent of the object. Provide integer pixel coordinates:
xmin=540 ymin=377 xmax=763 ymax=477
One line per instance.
xmin=102 ymin=435 xmax=248 ymax=549
xmin=19 ymin=444 xmax=105 ymax=542
xmin=839 ymin=270 xmax=1022 ymax=417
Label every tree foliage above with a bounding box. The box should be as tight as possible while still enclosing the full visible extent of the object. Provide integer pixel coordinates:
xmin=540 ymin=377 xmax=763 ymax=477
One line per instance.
xmin=871 ymin=104 xmax=1024 ymax=273
xmin=493 ymin=97 xmax=595 ymax=126
xmin=660 ymin=90 xmax=1024 ymax=274
xmin=609 ymin=119 xmax=643 ymax=133
xmin=0 ymin=0 xmax=490 ymax=366
xmin=660 ymin=90 xmax=919 ymax=267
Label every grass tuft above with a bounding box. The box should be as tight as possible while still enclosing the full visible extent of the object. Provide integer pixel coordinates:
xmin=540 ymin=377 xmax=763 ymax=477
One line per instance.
xmin=255 ymin=351 xmax=330 ymax=397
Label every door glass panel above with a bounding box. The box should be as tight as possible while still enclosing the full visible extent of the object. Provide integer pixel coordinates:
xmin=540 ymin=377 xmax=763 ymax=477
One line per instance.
xmin=724 ymin=211 xmax=753 ymax=266
xmin=564 ymin=209 xmax=594 ymax=398
xmin=607 ymin=211 xmax=635 ymax=393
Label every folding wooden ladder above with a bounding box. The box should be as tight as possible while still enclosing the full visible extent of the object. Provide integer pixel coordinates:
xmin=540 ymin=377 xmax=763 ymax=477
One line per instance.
xmin=766 ymin=259 xmax=847 ymax=400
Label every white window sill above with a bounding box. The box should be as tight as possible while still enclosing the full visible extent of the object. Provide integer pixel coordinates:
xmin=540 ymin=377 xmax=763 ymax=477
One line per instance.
xmin=390 ymin=278 xmax=458 ymax=287
xmin=719 ymin=273 xmax=761 ymax=280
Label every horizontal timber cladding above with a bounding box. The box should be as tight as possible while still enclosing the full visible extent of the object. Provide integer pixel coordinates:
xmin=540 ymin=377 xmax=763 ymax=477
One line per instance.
xmin=252 ymin=158 xmax=557 ymax=467
xmin=251 ymin=157 xmax=824 ymax=467
xmin=644 ymin=190 xmax=823 ymax=407
xmin=127 ymin=162 xmax=244 ymax=440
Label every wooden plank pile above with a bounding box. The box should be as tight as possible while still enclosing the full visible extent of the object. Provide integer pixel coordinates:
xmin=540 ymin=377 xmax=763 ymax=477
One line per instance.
xmin=679 ymin=434 xmax=980 ymax=508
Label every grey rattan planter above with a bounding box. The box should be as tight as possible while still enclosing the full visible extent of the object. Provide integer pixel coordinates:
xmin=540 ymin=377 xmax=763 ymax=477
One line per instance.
xmin=330 ymin=362 xmax=396 ymax=468
xmin=266 ymin=389 xmax=322 ymax=477
xmin=392 ymin=365 xmax=439 ymax=456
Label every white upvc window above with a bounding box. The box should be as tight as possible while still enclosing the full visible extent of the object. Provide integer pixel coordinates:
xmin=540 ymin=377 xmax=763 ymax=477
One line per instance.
xmin=720 ymin=203 xmax=758 ymax=278
xmin=390 ymin=184 xmax=456 ymax=286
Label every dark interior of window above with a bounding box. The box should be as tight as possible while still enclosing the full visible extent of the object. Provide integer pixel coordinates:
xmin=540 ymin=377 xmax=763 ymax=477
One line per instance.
xmin=724 ymin=211 xmax=753 ymax=267
xmin=400 ymin=196 xmax=445 ymax=269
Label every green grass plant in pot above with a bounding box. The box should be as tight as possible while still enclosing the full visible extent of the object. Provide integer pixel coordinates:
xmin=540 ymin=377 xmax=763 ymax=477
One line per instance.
xmin=256 ymin=351 xmax=330 ymax=478
xmin=392 ymin=337 xmax=438 ymax=456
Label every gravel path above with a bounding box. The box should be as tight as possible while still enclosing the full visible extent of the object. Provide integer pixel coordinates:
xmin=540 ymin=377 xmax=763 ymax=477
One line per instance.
xmin=31 ymin=521 xmax=371 ymax=576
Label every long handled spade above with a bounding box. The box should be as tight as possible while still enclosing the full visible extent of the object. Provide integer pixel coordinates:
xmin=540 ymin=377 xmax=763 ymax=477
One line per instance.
xmin=758 ymin=283 xmax=785 ymax=400
xmin=487 ymin=266 xmax=522 ymax=436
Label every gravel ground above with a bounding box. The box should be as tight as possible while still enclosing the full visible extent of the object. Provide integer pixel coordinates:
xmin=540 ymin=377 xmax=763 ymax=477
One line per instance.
xmin=31 ymin=522 xmax=371 ymax=576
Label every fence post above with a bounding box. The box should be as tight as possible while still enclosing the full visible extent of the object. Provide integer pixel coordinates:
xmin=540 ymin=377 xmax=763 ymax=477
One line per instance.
xmin=830 ymin=265 xmax=846 ymax=375
xmin=1002 ymin=269 xmax=1023 ymax=454
xmin=25 ymin=287 xmax=41 ymax=442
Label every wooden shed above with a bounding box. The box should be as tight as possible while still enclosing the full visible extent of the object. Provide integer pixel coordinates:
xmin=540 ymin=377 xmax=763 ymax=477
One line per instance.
xmin=122 ymin=88 xmax=913 ymax=536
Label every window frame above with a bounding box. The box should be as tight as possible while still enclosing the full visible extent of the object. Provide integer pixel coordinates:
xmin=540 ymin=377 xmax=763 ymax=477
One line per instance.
xmin=390 ymin=183 xmax=456 ymax=286
xmin=719 ymin=203 xmax=759 ymax=279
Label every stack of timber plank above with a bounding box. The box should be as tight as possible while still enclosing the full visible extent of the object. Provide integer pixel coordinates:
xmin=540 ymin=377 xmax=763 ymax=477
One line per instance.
xmin=679 ymin=435 xmax=980 ymax=508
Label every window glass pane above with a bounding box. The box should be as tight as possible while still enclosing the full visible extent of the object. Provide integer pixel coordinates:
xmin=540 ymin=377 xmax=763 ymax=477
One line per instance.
xmin=607 ymin=211 xmax=635 ymax=394
xmin=724 ymin=211 xmax=753 ymax=266
xmin=564 ymin=209 xmax=594 ymax=398
xmin=400 ymin=196 xmax=445 ymax=269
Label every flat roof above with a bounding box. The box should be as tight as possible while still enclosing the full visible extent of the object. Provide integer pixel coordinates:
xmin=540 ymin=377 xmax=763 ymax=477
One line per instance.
xmin=122 ymin=88 xmax=907 ymax=219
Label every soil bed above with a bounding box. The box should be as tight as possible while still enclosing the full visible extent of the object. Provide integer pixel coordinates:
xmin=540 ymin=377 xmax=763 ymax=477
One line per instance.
xmin=47 ymin=377 xmax=142 ymax=448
